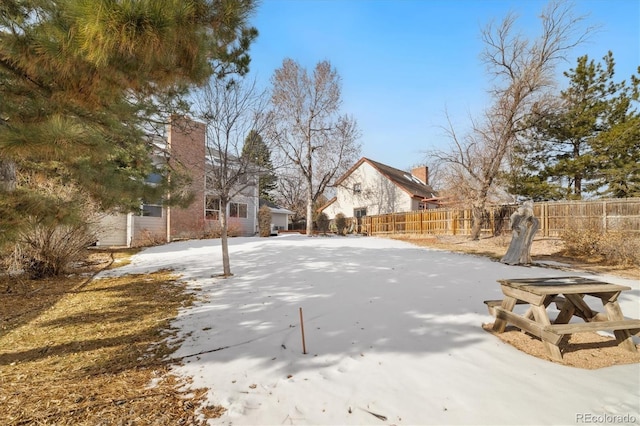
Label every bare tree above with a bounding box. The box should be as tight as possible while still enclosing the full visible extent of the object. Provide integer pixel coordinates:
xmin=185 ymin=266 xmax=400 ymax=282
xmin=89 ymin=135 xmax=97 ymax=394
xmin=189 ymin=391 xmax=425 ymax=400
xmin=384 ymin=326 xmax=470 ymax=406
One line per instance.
xmin=428 ymin=1 xmax=592 ymax=240
xmin=267 ymin=59 xmax=361 ymax=236
xmin=193 ymin=77 xmax=269 ymax=277
xmin=273 ymin=169 xmax=308 ymax=223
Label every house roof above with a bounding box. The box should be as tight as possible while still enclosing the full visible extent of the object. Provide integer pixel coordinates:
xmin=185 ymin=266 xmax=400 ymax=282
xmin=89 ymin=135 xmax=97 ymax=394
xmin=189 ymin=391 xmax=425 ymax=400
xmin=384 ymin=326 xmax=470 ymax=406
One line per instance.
xmin=317 ymin=196 xmax=337 ymax=213
xmin=335 ymin=157 xmax=437 ymax=200
xmin=259 ymin=198 xmax=294 ymax=215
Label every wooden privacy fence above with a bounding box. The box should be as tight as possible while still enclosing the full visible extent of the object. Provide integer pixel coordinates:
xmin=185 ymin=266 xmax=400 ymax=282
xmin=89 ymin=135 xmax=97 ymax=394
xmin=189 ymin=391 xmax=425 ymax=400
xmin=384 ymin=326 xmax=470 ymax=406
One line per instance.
xmin=358 ymin=199 xmax=640 ymax=238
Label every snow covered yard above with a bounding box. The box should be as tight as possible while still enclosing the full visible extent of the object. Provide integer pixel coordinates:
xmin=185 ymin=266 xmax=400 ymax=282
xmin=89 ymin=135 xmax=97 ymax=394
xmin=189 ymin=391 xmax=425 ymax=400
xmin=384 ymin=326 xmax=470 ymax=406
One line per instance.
xmin=102 ymin=234 xmax=640 ymax=425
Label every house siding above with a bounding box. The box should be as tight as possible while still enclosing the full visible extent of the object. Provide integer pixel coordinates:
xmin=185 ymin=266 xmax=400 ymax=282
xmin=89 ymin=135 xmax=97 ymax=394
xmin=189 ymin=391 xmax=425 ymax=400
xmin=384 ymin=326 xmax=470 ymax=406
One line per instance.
xmin=226 ymin=193 xmax=257 ymax=237
xmin=95 ymin=213 xmax=130 ymax=247
xmin=132 ymin=215 xmax=167 ymax=246
xmin=271 ymin=212 xmax=289 ymax=231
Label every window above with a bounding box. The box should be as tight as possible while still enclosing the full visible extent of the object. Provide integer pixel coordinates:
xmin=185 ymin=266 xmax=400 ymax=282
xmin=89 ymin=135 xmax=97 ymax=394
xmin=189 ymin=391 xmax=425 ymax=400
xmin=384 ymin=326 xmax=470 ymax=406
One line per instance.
xmin=145 ymin=172 xmax=163 ymax=185
xmin=230 ymin=202 xmax=248 ymax=218
xmin=353 ymin=183 xmax=362 ymax=194
xmin=141 ymin=204 xmax=163 ymax=217
xmin=354 ymin=207 xmax=367 ymax=218
xmin=205 ymin=196 xmax=220 ymax=220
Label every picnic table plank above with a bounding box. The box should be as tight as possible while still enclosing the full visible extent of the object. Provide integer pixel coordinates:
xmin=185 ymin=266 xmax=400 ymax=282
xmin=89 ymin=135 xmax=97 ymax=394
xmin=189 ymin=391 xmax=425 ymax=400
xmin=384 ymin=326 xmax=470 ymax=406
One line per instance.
xmin=492 ymin=296 xmax=517 ymax=333
xmin=545 ymin=320 xmax=640 ymax=334
xmin=493 ymin=307 xmax=563 ymax=346
xmin=602 ymin=298 xmax=638 ymax=352
xmin=530 ymin=304 xmax=563 ymax=360
xmin=498 ymin=277 xmax=631 ymax=295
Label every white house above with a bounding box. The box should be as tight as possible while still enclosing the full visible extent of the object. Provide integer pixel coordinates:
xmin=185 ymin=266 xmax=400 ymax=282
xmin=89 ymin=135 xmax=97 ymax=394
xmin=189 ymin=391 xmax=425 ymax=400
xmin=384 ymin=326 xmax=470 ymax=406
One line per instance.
xmin=319 ymin=157 xmax=439 ymax=220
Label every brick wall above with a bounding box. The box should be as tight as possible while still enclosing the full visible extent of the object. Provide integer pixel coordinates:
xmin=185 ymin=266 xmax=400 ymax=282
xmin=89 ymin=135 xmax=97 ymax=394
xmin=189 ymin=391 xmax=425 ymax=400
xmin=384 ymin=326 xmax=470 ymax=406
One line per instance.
xmin=168 ymin=118 xmax=207 ymax=240
xmin=411 ymin=166 xmax=429 ymax=185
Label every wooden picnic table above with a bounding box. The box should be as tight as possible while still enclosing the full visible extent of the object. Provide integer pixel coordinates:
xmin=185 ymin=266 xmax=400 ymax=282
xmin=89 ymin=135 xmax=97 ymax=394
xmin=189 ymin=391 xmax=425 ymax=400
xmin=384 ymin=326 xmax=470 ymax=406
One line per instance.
xmin=485 ymin=276 xmax=640 ymax=361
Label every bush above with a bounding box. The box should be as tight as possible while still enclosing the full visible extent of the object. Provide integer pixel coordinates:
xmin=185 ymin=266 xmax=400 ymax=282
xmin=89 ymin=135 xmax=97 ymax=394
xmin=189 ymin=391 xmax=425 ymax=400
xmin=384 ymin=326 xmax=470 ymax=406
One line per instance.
xmin=4 ymin=173 xmax=104 ymax=277
xmin=316 ymin=212 xmax=329 ymax=235
xmin=132 ymin=228 xmax=166 ymax=247
xmin=335 ymin=213 xmax=347 ymax=235
xmin=258 ymin=205 xmax=272 ymax=237
xmin=595 ymin=229 xmax=640 ymax=266
xmin=561 ymin=222 xmax=640 ymax=266
xmin=14 ymin=219 xmax=98 ymax=278
xmin=561 ymin=223 xmax=603 ymax=257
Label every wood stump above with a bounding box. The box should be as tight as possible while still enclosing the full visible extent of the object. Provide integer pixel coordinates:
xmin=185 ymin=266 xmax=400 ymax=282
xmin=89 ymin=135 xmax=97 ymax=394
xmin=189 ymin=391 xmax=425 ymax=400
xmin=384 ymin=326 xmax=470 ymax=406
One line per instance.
xmin=501 ymin=201 xmax=539 ymax=265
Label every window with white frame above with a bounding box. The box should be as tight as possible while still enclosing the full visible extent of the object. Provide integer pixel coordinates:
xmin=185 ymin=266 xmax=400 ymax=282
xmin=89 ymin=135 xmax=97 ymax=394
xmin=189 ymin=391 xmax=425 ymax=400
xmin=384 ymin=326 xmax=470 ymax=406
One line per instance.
xmin=229 ymin=202 xmax=248 ymax=218
xmin=205 ymin=196 xmax=220 ymax=220
xmin=353 ymin=182 xmax=362 ymax=194
xmin=354 ymin=207 xmax=367 ymax=218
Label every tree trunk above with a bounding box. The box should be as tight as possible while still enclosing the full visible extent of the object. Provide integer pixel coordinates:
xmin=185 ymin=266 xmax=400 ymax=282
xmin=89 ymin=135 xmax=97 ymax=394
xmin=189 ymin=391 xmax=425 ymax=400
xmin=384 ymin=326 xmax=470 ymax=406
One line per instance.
xmin=0 ymin=159 xmax=17 ymax=192
xmin=305 ymin=184 xmax=314 ymax=237
xmin=470 ymin=205 xmax=484 ymax=241
xmin=219 ymin=201 xmax=232 ymax=277
xmin=501 ymin=201 xmax=540 ymax=265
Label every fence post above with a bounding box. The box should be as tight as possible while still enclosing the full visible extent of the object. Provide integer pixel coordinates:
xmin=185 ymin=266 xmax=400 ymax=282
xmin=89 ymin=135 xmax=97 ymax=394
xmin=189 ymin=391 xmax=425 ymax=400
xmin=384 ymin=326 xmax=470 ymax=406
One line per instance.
xmin=490 ymin=206 xmax=495 ymax=236
xmin=464 ymin=209 xmax=469 ymax=235
xmin=543 ymin=202 xmax=547 ymax=237
xmin=452 ymin=210 xmax=457 ymax=235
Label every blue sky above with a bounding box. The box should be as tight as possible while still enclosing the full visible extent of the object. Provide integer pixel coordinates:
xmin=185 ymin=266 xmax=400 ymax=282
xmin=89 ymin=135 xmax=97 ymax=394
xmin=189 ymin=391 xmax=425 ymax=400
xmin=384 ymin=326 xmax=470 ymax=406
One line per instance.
xmin=245 ymin=0 xmax=639 ymax=171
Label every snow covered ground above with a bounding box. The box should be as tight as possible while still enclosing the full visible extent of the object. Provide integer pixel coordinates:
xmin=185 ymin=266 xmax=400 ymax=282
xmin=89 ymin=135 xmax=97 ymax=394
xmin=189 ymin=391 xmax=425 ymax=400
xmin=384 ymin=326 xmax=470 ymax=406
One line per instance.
xmin=101 ymin=234 xmax=640 ymax=425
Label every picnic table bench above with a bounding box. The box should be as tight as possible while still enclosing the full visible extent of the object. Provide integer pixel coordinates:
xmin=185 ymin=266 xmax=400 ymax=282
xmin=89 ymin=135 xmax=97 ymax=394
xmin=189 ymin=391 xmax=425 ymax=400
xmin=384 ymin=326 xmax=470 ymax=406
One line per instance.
xmin=485 ymin=276 xmax=640 ymax=361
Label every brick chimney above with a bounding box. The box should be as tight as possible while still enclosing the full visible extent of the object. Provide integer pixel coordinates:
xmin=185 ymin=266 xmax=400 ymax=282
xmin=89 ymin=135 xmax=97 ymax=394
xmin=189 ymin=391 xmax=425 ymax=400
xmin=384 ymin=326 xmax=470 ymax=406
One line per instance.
xmin=168 ymin=117 xmax=207 ymax=240
xmin=411 ymin=166 xmax=428 ymax=185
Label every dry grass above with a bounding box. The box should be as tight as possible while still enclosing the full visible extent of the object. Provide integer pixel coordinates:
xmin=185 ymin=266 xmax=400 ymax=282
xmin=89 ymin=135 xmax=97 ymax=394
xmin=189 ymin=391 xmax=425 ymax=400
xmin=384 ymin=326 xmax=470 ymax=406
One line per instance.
xmin=388 ymin=234 xmax=640 ymax=280
xmin=0 ymin=249 xmax=223 ymax=425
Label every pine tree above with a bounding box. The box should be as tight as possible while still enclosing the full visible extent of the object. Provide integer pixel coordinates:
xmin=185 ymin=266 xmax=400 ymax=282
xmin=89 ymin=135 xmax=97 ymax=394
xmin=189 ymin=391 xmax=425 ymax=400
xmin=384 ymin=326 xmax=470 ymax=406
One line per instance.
xmin=0 ymin=0 xmax=258 ymax=248
xmin=242 ymin=130 xmax=277 ymax=202
xmin=587 ymin=68 xmax=640 ymax=198
xmin=510 ymin=52 xmax=639 ymax=200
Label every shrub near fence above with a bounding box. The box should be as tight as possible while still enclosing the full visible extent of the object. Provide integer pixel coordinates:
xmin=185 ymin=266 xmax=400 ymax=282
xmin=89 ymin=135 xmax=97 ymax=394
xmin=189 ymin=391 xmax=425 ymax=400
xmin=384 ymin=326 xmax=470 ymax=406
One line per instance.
xmin=360 ymin=199 xmax=640 ymax=238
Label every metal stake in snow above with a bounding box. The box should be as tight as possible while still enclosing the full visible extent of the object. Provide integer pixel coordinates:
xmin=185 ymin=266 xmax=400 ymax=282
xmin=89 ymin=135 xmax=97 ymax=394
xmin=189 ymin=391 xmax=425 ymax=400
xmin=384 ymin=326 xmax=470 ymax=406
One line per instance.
xmin=299 ymin=307 xmax=307 ymax=354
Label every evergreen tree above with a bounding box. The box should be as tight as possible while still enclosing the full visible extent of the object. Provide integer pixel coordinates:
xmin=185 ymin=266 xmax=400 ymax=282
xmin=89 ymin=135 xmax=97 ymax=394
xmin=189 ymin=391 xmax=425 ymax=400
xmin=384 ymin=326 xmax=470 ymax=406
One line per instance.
xmin=510 ymin=52 xmax=639 ymax=199
xmin=241 ymin=130 xmax=277 ymax=201
xmin=0 ymin=0 xmax=258 ymax=247
xmin=587 ymin=70 xmax=640 ymax=198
